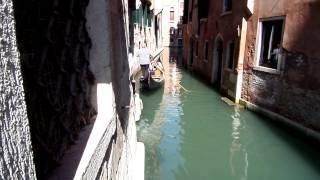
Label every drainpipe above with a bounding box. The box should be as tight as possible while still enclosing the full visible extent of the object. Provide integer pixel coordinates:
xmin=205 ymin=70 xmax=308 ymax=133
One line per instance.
xmin=235 ymin=18 xmax=248 ymax=104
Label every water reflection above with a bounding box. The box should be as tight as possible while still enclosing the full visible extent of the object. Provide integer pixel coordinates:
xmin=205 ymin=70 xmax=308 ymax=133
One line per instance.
xmin=138 ymin=48 xmax=320 ymax=180
xmin=160 ymin=58 xmax=185 ymax=180
xmin=229 ymin=107 xmax=248 ymax=180
xmin=138 ymin=48 xmax=185 ymax=179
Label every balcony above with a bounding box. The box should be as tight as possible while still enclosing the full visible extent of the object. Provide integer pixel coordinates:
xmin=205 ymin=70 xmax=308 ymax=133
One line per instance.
xmin=141 ymin=0 xmax=152 ymax=7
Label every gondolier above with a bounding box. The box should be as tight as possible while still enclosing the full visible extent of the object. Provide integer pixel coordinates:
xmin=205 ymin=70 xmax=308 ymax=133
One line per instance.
xmin=137 ymin=44 xmax=152 ymax=79
xmin=137 ymin=44 xmax=164 ymax=89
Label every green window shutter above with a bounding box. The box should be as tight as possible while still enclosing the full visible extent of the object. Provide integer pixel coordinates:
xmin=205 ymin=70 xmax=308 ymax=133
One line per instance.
xmin=147 ymin=13 xmax=152 ymax=27
xmin=143 ymin=8 xmax=148 ymax=26
xmin=139 ymin=7 xmax=143 ymax=25
xmin=132 ymin=10 xmax=138 ymax=24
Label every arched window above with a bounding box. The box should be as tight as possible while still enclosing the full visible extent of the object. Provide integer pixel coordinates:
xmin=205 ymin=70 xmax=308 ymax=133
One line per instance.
xmin=170 ymin=27 xmax=175 ymax=35
xmin=223 ymin=0 xmax=232 ymax=12
xmin=226 ymin=41 xmax=235 ymax=69
xmin=170 ymin=7 xmax=174 ymax=21
xmin=204 ymin=40 xmax=209 ymax=61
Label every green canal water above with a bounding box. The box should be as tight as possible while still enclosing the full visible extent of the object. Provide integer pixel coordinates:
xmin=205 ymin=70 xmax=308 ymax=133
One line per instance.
xmin=137 ymin=51 xmax=320 ymax=180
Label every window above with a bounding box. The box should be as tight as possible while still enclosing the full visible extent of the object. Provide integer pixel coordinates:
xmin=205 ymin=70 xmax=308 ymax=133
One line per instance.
xmin=183 ymin=0 xmax=189 ymax=23
xmin=170 ymin=27 xmax=175 ymax=35
xmin=226 ymin=41 xmax=235 ymax=69
xmin=170 ymin=7 xmax=174 ymax=21
xmin=178 ymin=28 xmax=183 ymax=37
xmin=204 ymin=41 xmax=209 ymax=61
xmin=189 ymin=11 xmax=192 ymax=22
xmin=257 ymin=18 xmax=284 ymax=70
xmin=195 ymin=40 xmax=198 ymax=57
xmin=199 ymin=0 xmax=209 ymax=19
xmin=189 ymin=0 xmax=193 ymax=22
xmin=223 ymin=0 xmax=232 ymax=12
xmin=180 ymin=2 xmax=184 ymax=8
xmin=178 ymin=39 xmax=183 ymax=46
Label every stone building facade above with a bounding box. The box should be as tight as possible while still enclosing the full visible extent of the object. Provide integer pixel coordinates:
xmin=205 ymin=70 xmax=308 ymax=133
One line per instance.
xmin=1 ymin=0 xmax=144 ymax=179
xmin=182 ymin=0 xmax=320 ymax=133
xmin=130 ymin=0 xmax=163 ymax=55
xmin=162 ymin=0 xmax=184 ymax=47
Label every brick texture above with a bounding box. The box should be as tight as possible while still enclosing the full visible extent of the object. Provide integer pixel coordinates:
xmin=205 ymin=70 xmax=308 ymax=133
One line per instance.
xmin=242 ymin=0 xmax=320 ymax=131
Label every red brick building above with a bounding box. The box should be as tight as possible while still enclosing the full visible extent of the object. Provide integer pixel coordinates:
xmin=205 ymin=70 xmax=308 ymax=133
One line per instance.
xmin=182 ymin=0 xmax=246 ymax=98
xmin=182 ymin=0 xmax=320 ymax=132
xmin=242 ymin=0 xmax=320 ymax=131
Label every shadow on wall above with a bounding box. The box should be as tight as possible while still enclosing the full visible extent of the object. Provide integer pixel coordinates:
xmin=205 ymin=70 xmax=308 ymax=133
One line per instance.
xmin=110 ymin=0 xmax=132 ymax=132
xmin=12 ymin=0 xmax=97 ymax=178
xmin=283 ymin=1 xmax=320 ymax=91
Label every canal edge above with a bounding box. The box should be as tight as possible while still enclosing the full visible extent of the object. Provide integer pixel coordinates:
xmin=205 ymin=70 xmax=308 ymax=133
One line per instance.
xmin=239 ymin=99 xmax=320 ymax=143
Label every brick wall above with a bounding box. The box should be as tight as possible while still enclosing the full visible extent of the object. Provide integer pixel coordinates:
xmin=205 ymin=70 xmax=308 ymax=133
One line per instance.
xmin=182 ymin=0 xmax=244 ymax=98
xmin=242 ymin=0 xmax=320 ymax=131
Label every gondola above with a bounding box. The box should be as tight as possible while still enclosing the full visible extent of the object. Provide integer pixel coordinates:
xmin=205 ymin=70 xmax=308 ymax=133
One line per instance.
xmin=140 ymin=56 xmax=165 ymax=89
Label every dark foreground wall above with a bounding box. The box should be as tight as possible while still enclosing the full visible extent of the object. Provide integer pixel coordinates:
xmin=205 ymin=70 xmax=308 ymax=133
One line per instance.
xmin=6 ymin=0 xmax=141 ymax=179
xmin=0 ymin=0 xmax=36 ymax=179
xmin=12 ymin=0 xmax=96 ymax=178
xmin=242 ymin=0 xmax=320 ymax=131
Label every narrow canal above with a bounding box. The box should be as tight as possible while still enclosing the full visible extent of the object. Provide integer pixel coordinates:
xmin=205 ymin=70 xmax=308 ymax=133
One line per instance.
xmin=137 ymin=48 xmax=320 ymax=180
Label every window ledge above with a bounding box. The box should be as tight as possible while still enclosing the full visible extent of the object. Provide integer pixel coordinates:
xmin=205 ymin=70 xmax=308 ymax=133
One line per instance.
xmin=220 ymin=11 xmax=232 ymax=17
xmin=253 ymin=66 xmax=280 ymax=75
xmin=224 ymin=68 xmax=234 ymax=72
xmin=200 ymin=18 xmax=208 ymax=22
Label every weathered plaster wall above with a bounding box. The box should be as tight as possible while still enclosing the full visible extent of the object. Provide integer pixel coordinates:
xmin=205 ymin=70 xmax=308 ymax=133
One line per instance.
xmin=132 ymin=0 xmax=159 ymax=55
xmin=0 ymin=0 xmax=36 ymax=179
xmin=74 ymin=0 xmax=144 ymax=179
xmin=242 ymin=0 xmax=320 ymax=131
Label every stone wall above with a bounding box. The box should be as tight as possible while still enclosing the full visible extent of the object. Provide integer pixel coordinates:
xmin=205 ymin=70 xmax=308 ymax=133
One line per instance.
xmin=0 ymin=0 xmax=36 ymax=179
xmin=9 ymin=0 xmax=143 ymax=179
xmin=242 ymin=0 xmax=320 ymax=131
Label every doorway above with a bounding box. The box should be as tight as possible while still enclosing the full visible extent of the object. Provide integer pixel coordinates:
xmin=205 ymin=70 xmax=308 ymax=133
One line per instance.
xmin=211 ymin=35 xmax=223 ymax=88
